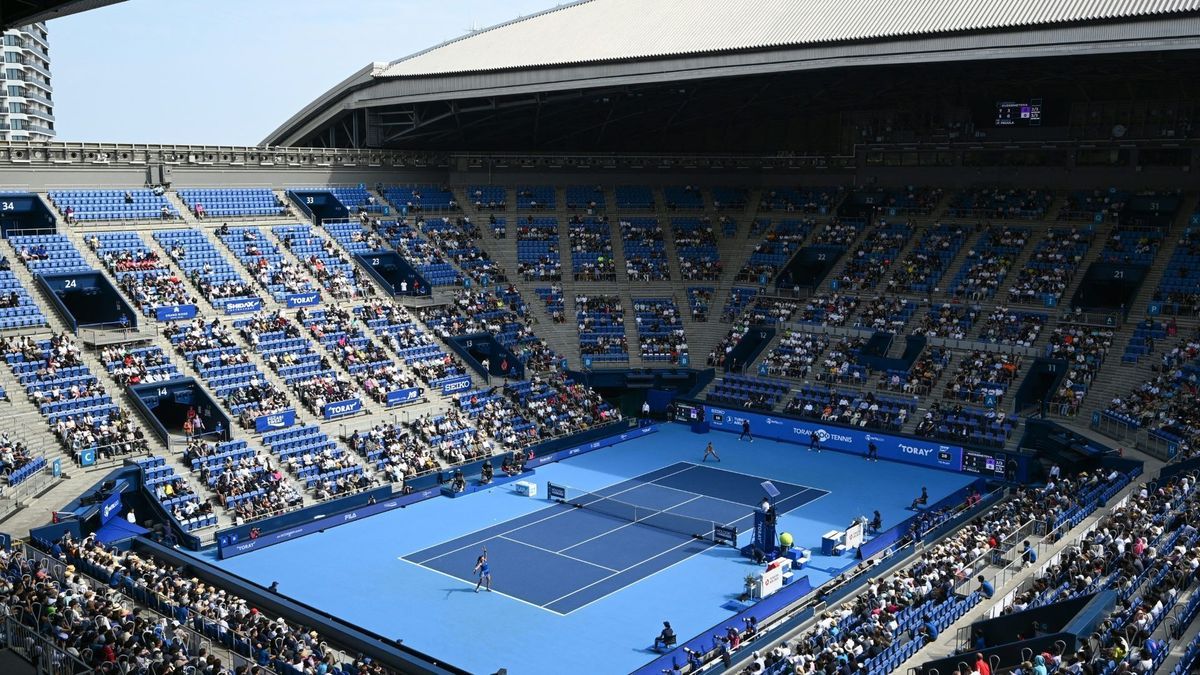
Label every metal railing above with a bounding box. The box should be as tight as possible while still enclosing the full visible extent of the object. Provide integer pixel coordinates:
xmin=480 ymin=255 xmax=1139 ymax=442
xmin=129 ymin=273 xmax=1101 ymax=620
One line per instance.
xmin=1 ymin=615 xmax=91 ymax=675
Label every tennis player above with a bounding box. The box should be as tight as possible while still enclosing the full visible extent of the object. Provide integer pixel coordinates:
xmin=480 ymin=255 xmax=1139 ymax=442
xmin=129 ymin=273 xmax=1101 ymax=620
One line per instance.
xmin=702 ymin=441 xmax=721 ymax=462
xmin=473 ymin=548 xmax=492 ymax=592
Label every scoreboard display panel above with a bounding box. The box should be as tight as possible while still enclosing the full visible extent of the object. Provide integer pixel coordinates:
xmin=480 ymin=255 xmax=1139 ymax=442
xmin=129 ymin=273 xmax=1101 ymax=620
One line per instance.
xmin=995 ymin=100 xmax=1042 ymax=127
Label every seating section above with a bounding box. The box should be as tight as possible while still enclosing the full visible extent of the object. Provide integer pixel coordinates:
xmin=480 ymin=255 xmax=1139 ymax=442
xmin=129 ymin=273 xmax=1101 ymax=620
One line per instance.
xmin=663 ymin=185 xmax=704 ymax=210
xmin=516 ymin=185 xmax=555 ymax=210
xmin=536 ymin=286 xmax=566 ymax=322
xmin=87 ymin=231 xmax=196 ymax=317
xmin=322 ymin=219 xmax=381 ymax=257
xmin=300 ymin=306 xmax=432 ymax=402
xmin=273 ymin=223 xmax=372 ymax=299
xmin=837 ymin=220 xmax=911 ymax=290
xmin=810 ymin=217 xmax=864 ymax=248
xmin=978 ymin=307 xmax=1046 ymax=347
xmin=711 ymin=186 xmax=748 ymax=210
xmin=569 ymin=216 xmax=615 ymax=281
xmin=4 ymin=335 xmax=148 ymax=464
xmin=1007 ymin=227 xmax=1093 ymax=305
xmin=10 ymin=233 xmax=91 ymax=275
xmin=948 ymin=187 xmax=1053 ymax=219
xmin=1046 ymin=323 xmax=1113 ymax=416
xmin=0 ymin=269 xmax=48 ymax=329
xmin=794 ymin=293 xmax=857 ymax=327
xmin=854 ymin=294 xmax=916 ymax=333
xmin=102 ymin=344 xmax=183 ymax=386
xmin=1100 ymin=225 xmax=1162 ymax=265
xmin=184 ymin=436 xmax=302 ymax=520
xmin=379 ymin=219 xmax=462 ymax=287
xmin=177 ymin=187 xmax=285 ymax=218
xmin=720 ymin=286 xmax=759 ymax=322
xmin=455 ymin=387 xmax=537 ymax=451
xmin=135 ymin=456 xmax=216 ymax=531
xmin=672 ymin=218 xmax=722 ymax=281
xmin=1058 ymin=188 xmax=1126 ymax=221
xmin=1153 ymin=227 xmax=1200 ymax=315
xmin=760 ymin=331 xmax=830 ymax=380
xmin=407 ymin=409 xmax=481 ymax=464
xmin=516 ymin=216 xmax=561 ymax=281
xmin=262 ymin=424 xmax=368 ymax=497
xmin=916 ymin=402 xmax=1016 ymax=447
xmin=153 ymin=229 xmax=259 ymax=311
xmin=738 ymin=219 xmax=815 ymax=283
xmin=786 ymin=385 xmax=915 ymax=431
xmin=216 ymin=225 xmax=320 ymax=302
xmin=418 ymin=216 xmax=503 ymax=285
xmin=355 ymin=300 xmax=461 ymax=397
xmin=941 ymin=350 xmax=1021 ymax=406
xmin=759 ymin=186 xmax=839 ymax=213
xmin=234 ymin=312 xmax=345 ymax=414
xmin=707 ymin=374 xmax=790 ymax=410
xmin=2 ymin=433 xmax=46 ymax=488
xmin=327 ymin=186 xmax=387 ymax=214
xmin=949 ymin=226 xmax=1030 ymax=300
xmin=49 ymin=188 xmax=177 ymax=221
xmin=888 ymin=224 xmax=966 ymax=294
xmin=872 ymin=185 xmax=945 ymax=215
xmin=469 ymin=185 xmax=508 ymax=210
xmin=687 ymin=286 xmax=714 ymax=322
xmin=383 ymin=184 xmax=457 ymax=211
xmin=615 ymin=185 xmax=654 ymax=210
xmin=620 ymin=218 xmax=669 ymax=281
xmin=879 ymin=346 xmax=950 ymax=396
xmin=633 ymin=298 xmax=687 ymax=363
xmin=576 ymin=294 xmax=628 ymax=363
xmin=415 ymin=288 xmax=559 ymax=373
xmin=566 ymin=185 xmax=606 ymax=210
xmin=165 ymin=318 xmax=292 ymax=426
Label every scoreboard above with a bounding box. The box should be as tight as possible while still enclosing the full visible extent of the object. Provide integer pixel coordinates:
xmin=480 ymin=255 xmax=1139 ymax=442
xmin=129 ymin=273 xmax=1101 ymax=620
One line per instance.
xmin=995 ymin=100 xmax=1042 ymax=127
xmin=673 ymin=402 xmax=705 ymax=424
xmin=962 ymin=449 xmax=1007 ymax=477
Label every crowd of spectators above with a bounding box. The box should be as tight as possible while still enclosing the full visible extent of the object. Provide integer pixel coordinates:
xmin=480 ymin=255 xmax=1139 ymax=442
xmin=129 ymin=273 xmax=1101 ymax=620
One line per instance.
xmin=942 ymin=350 xmax=1021 ymax=405
xmin=569 ymin=216 xmax=616 ymax=281
xmin=407 ymin=409 xmax=483 ymax=465
xmin=795 ymin=293 xmax=859 ymax=327
xmin=854 ymin=295 xmax=915 ymax=334
xmin=1045 ymin=323 xmax=1114 ymax=416
xmin=915 ymin=305 xmax=979 ymax=340
xmin=880 ymin=348 xmax=950 ymax=396
xmin=576 ymin=294 xmax=629 ymax=361
xmin=516 ymin=216 xmax=561 ymax=281
xmin=979 ymin=308 xmax=1046 ymax=347
xmin=673 ymin=218 xmax=723 ymax=281
xmin=760 ymin=331 xmax=831 ymax=380
xmin=813 ymin=337 xmax=868 ymax=386
xmin=888 ymin=224 xmax=967 ymax=295
xmin=87 ymin=236 xmax=197 ymax=314
xmin=346 ymin=423 xmax=439 ymax=487
xmin=633 ymin=298 xmax=688 ymax=363
xmin=1103 ymin=334 xmax=1200 ymax=455
xmin=101 ymin=345 xmax=179 ymax=386
xmin=837 ymin=222 xmax=911 ymax=291
xmin=184 ymin=438 xmax=304 ymax=523
xmin=688 ymin=287 xmax=714 ymax=322
xmin=811 ymin=218 xmax=863 ymax=248
xmin=620 ymin=218 xmax=670 ymax=281
xmin=1007 ymin=228 xmax=1092 ymax=305
xmin=950 ymin=227 xmax=1029 ymax=300
xmin=457 ymin=387 xmax=538 ymax=451
xmin=414 ymin=287 xmax=560 ymax=373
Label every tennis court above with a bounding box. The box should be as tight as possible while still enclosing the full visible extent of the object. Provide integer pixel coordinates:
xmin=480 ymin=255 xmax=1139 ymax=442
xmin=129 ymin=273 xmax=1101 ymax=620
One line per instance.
xmin=402 ymin=461 xmax=827 ymax=614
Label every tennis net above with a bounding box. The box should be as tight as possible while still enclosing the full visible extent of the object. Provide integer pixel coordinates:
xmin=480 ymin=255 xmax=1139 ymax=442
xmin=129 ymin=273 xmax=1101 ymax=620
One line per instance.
xmin=546 ymin=482 xmax=730 ymax=543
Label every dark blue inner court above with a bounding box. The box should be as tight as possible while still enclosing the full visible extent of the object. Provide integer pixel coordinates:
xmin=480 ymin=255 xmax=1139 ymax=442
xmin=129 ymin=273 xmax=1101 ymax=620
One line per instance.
xmin=404 ymin=462 xmax=825 ymax=614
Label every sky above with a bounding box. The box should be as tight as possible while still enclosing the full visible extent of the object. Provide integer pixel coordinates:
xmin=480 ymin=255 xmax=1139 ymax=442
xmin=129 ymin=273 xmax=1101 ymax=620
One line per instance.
xmin=47 ymin=0 xmax=563 ymax=145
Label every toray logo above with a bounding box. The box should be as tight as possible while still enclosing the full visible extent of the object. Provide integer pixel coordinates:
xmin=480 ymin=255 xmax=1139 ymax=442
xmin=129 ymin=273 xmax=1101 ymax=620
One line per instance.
xmin=294 ymin=294 xmax=317 ymax=303
xmin=899 ymin=444 xmax=935 ymax=456
xmin=328 ymin=401 xmax=358 ymax=415
xmin=235 ymin=542 xmax=258 ymax=552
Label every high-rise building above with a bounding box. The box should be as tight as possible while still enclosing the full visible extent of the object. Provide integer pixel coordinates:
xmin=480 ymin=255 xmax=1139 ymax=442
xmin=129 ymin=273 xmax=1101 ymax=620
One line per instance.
xmin=0 ymin=23 xmax=53 ymax=142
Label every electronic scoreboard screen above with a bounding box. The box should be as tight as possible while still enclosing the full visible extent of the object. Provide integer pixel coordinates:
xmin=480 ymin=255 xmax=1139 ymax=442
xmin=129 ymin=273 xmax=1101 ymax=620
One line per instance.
xmin=962 ymin=450 xmax=1006 ymax=476
xmin=673 ymin=402 xmax=704 ymax=424
xmin=995 ymin=100 xmax=1042 ymax=127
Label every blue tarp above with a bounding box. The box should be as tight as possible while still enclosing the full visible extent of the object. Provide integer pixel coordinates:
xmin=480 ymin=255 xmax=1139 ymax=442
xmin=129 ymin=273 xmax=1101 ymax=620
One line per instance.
xmin=93 ymin=517 xmax=149 ymax=545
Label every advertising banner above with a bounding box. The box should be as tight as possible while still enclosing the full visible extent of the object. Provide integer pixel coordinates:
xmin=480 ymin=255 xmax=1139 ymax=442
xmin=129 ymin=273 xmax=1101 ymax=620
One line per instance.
xmin=223 ymin=298 xmax=263 ymax=315
xmin=254 ymin=409 xmax=296 ymax=433
xmin=385 ymin=388 xmax=423 ymax=406
xmin=440 ymin=376 xmax=472 ymax=395
xmin=323 ymin=398 xmax=362 ymax=419
xmin=155 ymin=304 xmax=198 ymax=321
xmin=702 ymin=405 xmax=964 ymax=472
xmin=285 ymin=292 xmax=320 ymax=308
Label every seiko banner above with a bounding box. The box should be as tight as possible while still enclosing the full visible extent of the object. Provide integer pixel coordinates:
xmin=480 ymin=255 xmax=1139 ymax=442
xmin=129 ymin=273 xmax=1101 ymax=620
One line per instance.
xmin=154 ymin=304 xmax=198 ymax=321
xmin=385 ymin=387 xmax=423 ymax=406
xmin=223 ymin=297 xmax=263 ymax=315
xmin=285 ymin=292 xmax=320 ymax=308
xmin=440 ymin=376 xmax=472 ymax=395
xmin=254 ymin=409 xmax=296 ymax=433
xmin=323 ymin=398 xmax=362 ymax=419
xmin=702 ymin=405 xmax=964 ymax=472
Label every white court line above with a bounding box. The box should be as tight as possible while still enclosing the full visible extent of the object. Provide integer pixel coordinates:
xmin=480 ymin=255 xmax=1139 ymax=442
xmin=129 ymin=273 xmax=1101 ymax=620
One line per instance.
xmin=410 ymin=463 xmax=697 ymax=565
xmin=557 ymin=494 xmax=704 ymax=554
xmin=542 ymin=529 xmax=714 ymax=611
xmin=497 ymin=535 xmax=621 ymax=573
xmin=396 ymin=556 xmax=566 ymax=616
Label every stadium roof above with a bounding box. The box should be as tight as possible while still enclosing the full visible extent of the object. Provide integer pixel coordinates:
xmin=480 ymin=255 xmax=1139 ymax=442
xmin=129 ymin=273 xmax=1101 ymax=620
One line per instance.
xmin=264 ymin=0 xmax=1200 ymax=149
xmin=382 ymin=0 xmax=1200 ymax=77
xmin=1 ymin=0 xmax=122 ymax=28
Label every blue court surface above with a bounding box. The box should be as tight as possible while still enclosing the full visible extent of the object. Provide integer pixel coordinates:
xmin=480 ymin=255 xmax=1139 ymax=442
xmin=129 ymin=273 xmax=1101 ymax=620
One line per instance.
xmin=206 ymin=425 xmax=976 ymax=674
xmin=403 ymin=462 xmax=827 ymax=614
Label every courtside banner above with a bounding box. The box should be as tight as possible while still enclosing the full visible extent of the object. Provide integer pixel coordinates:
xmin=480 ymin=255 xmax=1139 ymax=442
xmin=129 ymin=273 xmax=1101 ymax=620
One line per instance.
xmin=285 ymin=292 xmax=321 ymax=308
xmin=701 ymin=406 xmax=964 ymax=472
xmin=323 ymin=398 xmax=362 ymax=419
xmin=385 ymin=387 xmax=423 ymax=406
xmin=155 ymin=304 xmax=198 ymax=321
xmin=255 ymin=409 xmax=295 ymax=433
xmin=527 ymin=424 xmax=658 ymax=468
